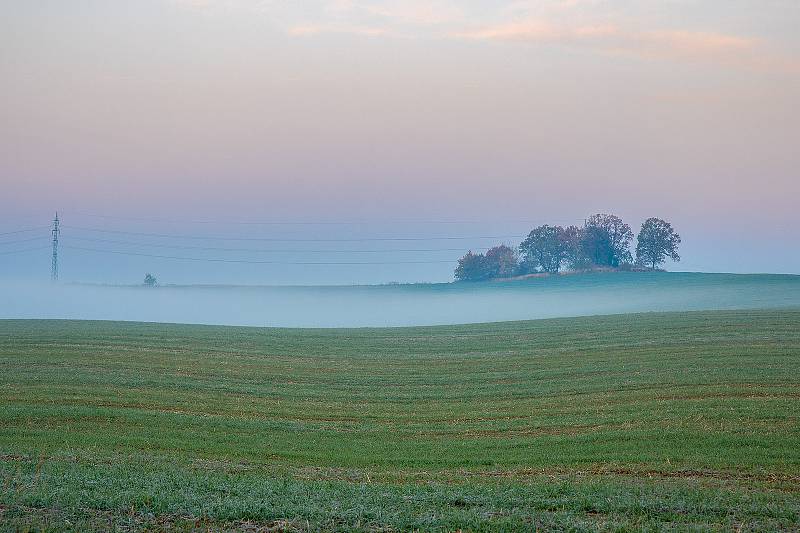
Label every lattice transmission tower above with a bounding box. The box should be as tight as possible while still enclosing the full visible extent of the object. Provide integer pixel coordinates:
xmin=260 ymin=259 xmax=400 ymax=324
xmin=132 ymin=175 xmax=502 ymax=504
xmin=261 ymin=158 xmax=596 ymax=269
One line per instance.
xmin=51 ymin=212 xmax=60 ymax=281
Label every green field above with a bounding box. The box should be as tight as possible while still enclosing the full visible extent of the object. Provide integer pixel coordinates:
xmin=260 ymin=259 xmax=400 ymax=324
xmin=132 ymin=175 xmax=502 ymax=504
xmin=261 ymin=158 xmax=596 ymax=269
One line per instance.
xmin=1 ymin=310 xmax=799 ymax=531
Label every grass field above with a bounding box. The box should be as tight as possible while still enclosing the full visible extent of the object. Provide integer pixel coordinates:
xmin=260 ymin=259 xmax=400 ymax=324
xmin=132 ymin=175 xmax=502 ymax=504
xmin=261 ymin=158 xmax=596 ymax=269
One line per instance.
xmin=1 ymin=310 xmax=799 ymax=531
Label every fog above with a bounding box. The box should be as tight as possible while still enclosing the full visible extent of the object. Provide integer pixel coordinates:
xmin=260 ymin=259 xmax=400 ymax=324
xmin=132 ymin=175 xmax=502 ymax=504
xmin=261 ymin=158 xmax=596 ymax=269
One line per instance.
xmin=2 ymin=272 xmax=799 ymax=328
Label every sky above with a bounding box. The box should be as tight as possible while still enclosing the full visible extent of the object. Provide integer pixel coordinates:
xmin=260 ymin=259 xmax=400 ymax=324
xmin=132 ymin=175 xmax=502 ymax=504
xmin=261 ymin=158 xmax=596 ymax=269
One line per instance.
xmin=1 ymin=0 xmax=799 ymax=285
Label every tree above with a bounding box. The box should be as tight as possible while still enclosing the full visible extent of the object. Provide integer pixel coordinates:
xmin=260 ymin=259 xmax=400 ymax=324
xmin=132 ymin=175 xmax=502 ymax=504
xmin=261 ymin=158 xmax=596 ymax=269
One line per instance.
xmin=519 ymin=225 xmax=563 ymax=273
xmin=636 ymin=218 xmax=681 ymax=270
xmin=559 ymin=225 xmax=587 ymax=270
xmin=581 ymin=214 xmax=633 ymax=267
xmin=519 ymin=225 xmax=583 ymax=273
xmin=454 ymin=251 xmax=490 ymax=281
xmin=143 ymin=273 xmax=158 ymax=287
xmin=484 ymin=245 xmax=518 ymax=278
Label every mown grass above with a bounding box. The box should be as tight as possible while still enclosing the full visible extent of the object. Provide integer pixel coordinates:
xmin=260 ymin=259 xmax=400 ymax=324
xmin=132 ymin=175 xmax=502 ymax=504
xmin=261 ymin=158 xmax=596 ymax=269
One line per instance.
xmin=1 ymin=310 xmax=799 ymax=531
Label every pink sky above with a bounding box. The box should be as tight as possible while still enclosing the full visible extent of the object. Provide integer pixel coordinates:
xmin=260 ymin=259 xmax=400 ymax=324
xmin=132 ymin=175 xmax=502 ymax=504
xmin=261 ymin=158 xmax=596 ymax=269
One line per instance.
xmin=1 ymin=1 xmax=799 ymax=282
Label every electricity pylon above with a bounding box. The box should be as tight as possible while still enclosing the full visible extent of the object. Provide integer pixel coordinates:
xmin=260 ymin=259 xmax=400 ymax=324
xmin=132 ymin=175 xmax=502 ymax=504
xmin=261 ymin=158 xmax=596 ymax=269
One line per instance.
xmin=51 ymin=212 xmax=60 ymax=281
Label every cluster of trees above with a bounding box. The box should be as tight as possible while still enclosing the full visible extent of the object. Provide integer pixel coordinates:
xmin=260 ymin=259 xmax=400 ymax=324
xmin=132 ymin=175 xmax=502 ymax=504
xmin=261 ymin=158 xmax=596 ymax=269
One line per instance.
xmin=455 ymin=214 xmax=680 ymax=282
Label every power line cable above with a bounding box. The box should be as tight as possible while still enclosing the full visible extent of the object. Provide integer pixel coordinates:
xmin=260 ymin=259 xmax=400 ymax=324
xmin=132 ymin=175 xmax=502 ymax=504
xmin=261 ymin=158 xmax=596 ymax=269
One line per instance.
xmin=0 ymin=246 xmax=52 ymax=256
xmin=67 ymin=235 xmax=492 ymax=254
xmin=62 ymin=225 xmax=525 ymax=242
xmin=63 ymin=245 xmax=460 ymax=265
xmin=67 ymin=211 xmax=578 ymax=227
xmin=0 ymin=227 xmax=50 ymax=237
xmin=0 ymin=236 xmax=51 ymax=246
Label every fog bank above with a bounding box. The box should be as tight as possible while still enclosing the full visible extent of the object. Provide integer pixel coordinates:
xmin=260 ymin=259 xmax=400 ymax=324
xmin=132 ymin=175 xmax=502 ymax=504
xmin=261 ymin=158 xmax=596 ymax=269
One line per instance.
xmin=2 ymin=273 xmax=799 ymax=328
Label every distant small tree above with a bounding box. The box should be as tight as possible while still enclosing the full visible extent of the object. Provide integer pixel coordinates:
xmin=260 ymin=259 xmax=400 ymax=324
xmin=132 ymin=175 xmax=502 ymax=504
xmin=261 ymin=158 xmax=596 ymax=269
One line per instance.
xmin=581 ymin=214 xmax=633 ymax=268
xmin=454 ymin=251 xmax=490 ymax=281
xmin=143 ymin=273 xmax=158 ymax=287
xmin=484 ymin=245 xmax=519 ymax=279
xmin=636 ymin=218 xmax=681 ymax=270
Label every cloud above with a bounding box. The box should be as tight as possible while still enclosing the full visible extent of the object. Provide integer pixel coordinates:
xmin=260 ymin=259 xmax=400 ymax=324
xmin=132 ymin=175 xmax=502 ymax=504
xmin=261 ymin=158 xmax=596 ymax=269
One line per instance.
xmin=169 ymin=0 xmax=279 ymax=16
xmin=363 ymin=2 xmax=465 ymax=26
xmin=637 ymin=30 xmax=755 ymax=56
xmin=453 ymin=19 xmax=763 ymax=66
xmin=287 ymin=24 xmax=388 ymax=37
xmin=284 ymin=1 xmax=465 ymax=39
xmin=453 ymin=20 xmax=616 ymax=42
xmin=167 ymin=0 xmax=798 ymax=72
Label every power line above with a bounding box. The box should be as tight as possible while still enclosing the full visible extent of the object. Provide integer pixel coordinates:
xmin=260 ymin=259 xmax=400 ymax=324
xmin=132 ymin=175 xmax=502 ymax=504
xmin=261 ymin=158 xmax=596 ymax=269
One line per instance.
xmin=0 ymin=236 xmax=50 ymax=246
xmin=67 ymin=211 xmax=577 ymax=227
xmin=67 ymin=235 xmax=492 ymax=254
xmin=63 ymin=245 xmax=460 ymax=265
xmin=62 ymin=225 xmax=525 ymax=242
xmin=0 ymin=227 xmax=50 ymax=237
xmin=0 ymin=246 xmax=52 ymax=256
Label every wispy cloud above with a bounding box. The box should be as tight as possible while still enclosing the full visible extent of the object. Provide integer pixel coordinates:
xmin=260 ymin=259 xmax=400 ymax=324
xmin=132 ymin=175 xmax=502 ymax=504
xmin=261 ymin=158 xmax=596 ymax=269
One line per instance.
xmin=362 ymin=2 xmax=465 ymax=26
xmin=284 ymin=1 xmax=464 ymax=38
xmin=452 ymin=19 xmax=768 ymax=67
xmin=453 ymin=21 xmax=617 ymax=43
xmin=169 ymin=0 xmax=797 ymax=71
xmin=286 ymin=23 xmax=387 ymax=37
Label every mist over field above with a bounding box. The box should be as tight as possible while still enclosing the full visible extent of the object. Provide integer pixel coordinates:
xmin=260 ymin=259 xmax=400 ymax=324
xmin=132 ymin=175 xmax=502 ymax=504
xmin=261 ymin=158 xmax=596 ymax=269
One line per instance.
xmin=2 ymin=272 xmax=799 ymax=328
